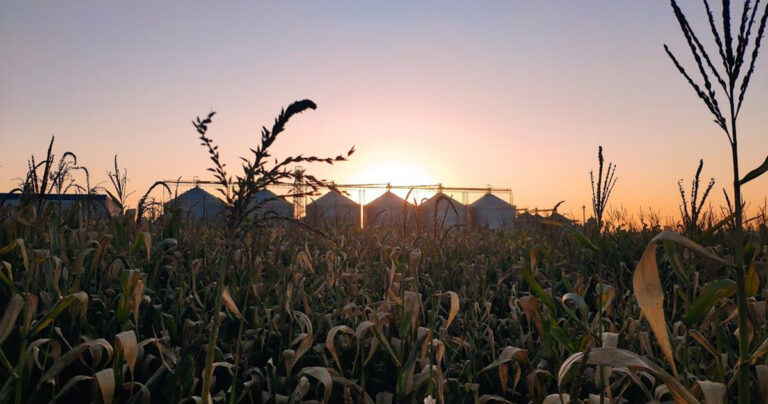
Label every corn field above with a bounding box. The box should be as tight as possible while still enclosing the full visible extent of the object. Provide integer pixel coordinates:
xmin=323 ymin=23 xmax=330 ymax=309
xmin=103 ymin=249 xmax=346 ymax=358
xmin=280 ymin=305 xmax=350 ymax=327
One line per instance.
xmin=1 ymin=192 xmax=767 ymax=403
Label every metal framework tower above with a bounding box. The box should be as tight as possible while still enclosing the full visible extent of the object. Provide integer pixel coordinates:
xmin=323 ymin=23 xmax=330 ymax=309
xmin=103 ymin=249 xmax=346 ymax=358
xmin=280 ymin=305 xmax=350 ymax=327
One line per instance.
xmin=292 ymin=166 xmax=306 ymax=219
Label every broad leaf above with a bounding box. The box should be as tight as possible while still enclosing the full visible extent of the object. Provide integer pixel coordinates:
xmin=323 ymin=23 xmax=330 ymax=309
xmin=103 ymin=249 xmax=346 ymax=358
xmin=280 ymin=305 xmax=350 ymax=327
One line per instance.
xmin=633 ymin=231 xmax=732 ymax=377
xmin=740 ymin=155 xmax=768 ymax=185
xmin=684 ymin=279 xmax=736 ymax=327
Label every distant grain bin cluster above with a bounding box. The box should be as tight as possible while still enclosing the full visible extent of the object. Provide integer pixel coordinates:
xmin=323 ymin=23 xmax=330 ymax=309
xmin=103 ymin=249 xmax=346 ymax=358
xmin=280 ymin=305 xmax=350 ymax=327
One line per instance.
xmin=164 ymin=184 xmax=517 ymax=231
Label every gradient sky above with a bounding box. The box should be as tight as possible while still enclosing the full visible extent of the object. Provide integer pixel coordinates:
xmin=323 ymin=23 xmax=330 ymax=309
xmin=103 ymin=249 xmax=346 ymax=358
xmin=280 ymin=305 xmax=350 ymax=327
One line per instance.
xmin=1 ymin=1 xmax=766 ymax=221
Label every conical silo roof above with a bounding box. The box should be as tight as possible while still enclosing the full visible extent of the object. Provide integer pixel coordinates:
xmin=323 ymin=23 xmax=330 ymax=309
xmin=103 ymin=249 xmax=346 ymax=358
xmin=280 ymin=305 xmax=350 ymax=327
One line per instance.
xmin=420 ymin=192 xmax=467 ymax=227
xmin=470 ymin=193 xmax=510 ymax=208
xmin=364 ymin=191 xmax=414 ymax=228
xmin=308 ymin=190 xmax=359 ymax=208
xmin=421 ymin=192 xmax=464 ymax=209
xmin=306 ymin=190 xmax=360 ymax=227
xmin=469 ymin=192 xmax=515 ymax=230
xmin=166 ymin=186 xmax=225 ymax=220
xmin=251 ymin=189 xmax=294 ymax=219
xmin=174 ymin=186 xmax=220 ymax=202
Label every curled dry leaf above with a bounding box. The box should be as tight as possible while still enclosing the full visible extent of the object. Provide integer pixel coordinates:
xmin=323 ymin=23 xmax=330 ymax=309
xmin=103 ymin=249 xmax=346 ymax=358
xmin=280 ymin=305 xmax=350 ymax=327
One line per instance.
xmin=296 ymin=250 xmax=314 ymax=274
xmin=37 ymin=339 xmax=107 ymax=387
xmin=692 ymin=381 xmax=726 ymax=404
xmin=0 ymin=293 xmax=23 ymax=344
xmin=559 ymin=348 xmax=699 ymax=404
xmin=443 ymin=291 xmax=459 ymax=332
xmin=298 ymin=366 xmax=333 ymax=404
xmin=481 ymin=346 xmax=529 ymax=394
xmin=326 ymin=325 xmax=355 ymax=372
xmin=95 ymin=368 xmax=115 ymax=404
xmin=633 ymin=231 xmax=732 ymax=377
xmin=403 ymin=291 xmax=421 ymax=330
xmin=52 ymin=375 xmax=92 ymax=401
xmin=542 ymin=394 xmax=570 ymax=404
xmin=116 ymin=330 xmax=138 ymax=375
xmin=221 ymin=287 xmax=242 ymax=319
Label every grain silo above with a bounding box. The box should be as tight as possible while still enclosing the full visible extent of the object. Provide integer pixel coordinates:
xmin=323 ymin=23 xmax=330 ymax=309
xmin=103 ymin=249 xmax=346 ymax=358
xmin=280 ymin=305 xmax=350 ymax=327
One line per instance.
xmin=165 ymin=186 xmax=225 ymax=220
xmin=251 ymin=190 xmax=294 ymax=219
xmin=363 ymin=190 xmax=414 ymax=228
xmin=420 ymin=192 xmax=467 ymax=228
xmin=305 ymin=190 xmax=360 ymax=227
xmin=469 ymin=192 xmax=515 ymax=230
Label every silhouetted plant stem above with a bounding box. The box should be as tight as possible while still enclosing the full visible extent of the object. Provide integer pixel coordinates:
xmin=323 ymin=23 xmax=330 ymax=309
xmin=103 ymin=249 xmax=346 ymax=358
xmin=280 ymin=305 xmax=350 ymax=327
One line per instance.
xmin=193 ymin=101 xmax=353 ymax=404
xmin=730 ymin=108 xmax=749 ymax=402
xmin=590 ymin=146 xmax=617 ymax=233
xmin=678 ymin=159 xmax=715 ymax=236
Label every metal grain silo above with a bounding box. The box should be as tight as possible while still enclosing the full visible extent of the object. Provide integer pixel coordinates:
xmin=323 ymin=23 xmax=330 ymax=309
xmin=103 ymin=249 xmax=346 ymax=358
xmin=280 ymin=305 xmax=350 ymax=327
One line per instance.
xmin=251 ymin=190 xmax=294 ymax=219
xmin=363 ymin=190 xmax=414 ymax=228
xmin=469 ymin=192 xmax=515 ymax=230
xmin=165 ymin=186 xmax=225 ymax=220
xmin=306 ymin=190 xmax=360 ymax=227
xmin=420 ymin=192 xmax=467 ymax=228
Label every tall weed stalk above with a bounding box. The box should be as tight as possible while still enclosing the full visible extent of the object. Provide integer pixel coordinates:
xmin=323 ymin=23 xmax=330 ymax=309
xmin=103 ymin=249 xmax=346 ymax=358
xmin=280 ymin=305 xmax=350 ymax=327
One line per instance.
xmin=193 ymin=100 xmax=353 ymax=403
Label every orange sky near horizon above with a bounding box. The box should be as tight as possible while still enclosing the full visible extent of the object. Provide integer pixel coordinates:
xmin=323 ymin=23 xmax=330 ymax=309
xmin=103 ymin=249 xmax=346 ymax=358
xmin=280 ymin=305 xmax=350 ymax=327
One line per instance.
xmin=1 ymin=2 xmax=766 ymax=222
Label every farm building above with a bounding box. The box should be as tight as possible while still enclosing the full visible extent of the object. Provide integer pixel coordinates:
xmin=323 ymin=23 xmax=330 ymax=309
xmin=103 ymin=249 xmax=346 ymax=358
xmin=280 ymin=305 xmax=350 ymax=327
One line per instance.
xmin=420 ymin=192 xmax=467 ymax=228
xmin=363 ymin=190 xmax=414 ymax=228
xmin=250 ymin=190 xmax=294 ymax=219
xmin=0 ymin=193 xmax=121 ymax=218
xmin=469 ymin=192 xmax=515 ymax=230
xmin=305 ymin=190 xmax=360 ymax=227
xmin=165 ymin=186 xmax=225 ymax=220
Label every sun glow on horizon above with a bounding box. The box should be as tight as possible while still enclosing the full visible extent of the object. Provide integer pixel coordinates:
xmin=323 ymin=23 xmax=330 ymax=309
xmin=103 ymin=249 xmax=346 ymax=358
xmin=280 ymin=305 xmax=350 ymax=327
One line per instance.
xmin=345 ymin=160 xmax=441 ymax=203
xmin=350 ymin=160 xmax=438 ymax=187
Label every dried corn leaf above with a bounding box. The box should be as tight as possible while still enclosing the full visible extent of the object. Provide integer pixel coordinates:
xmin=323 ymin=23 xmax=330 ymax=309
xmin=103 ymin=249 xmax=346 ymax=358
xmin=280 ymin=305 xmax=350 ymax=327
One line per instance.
xmin=298 ymin=366 xmax=333 ymax=404
xmin=221 ymin=287 xmax=242 ymax=319
xmin=633 ymin=231 xmax=731 ymax=377
xmin=443 ymin=291 xmax=459 ymax=332
xmin=692 ymin=380 xmax=725 ymax=404
xmin=326 ymin=325 xmax=355 ymax=372
xmin=95 ymin=368 xmax=115 ymax=404
xmin=37 ymin=339 xmax=104 ymax=387
xmin=0 ymin=294 xmax=23 ymax=344
xmin=559 ymin=348 xmax=698 ymax=403
xmin=116 ymin=330 xmax=138 ymax=375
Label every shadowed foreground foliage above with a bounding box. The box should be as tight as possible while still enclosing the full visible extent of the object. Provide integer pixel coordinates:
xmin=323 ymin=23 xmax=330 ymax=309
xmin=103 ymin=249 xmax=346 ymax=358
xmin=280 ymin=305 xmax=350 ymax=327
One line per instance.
xmin=1 ymin=191 xmax=767 ymax=403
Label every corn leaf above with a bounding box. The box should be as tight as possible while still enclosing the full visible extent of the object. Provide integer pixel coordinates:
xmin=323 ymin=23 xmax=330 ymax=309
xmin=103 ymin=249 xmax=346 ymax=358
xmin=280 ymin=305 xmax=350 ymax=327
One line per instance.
xmin=116 ymin=330 xmax=138 ymax=375
xmin=32 ymin=292 xmax=88 ymax=337
xmin=95 ymin=368 xmax=115 ymax=404
xmin=684 ymin=279 xmax=736 ymax=327
xmin=297 ymin=367 xmax=332 ymax=404
xmin=0 ymin=294 xmax=23 ymax=345
xmin=559 ymin=348 xmax=698 ymax=403
xmin=740 ymin=155 xmax=768 ymax=185
xmin=633 ymin=231 xmax=733 ymax=376
xmin=221 ymin=287 xmax=242 ymax=319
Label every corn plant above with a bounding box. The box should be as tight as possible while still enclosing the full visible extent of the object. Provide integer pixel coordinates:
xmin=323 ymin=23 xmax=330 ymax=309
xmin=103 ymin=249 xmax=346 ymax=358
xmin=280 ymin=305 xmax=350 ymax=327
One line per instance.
xmin=17 ymin=137 xmax=78 ymax=213
xmin=589 ymin=146 xmax=617 ymax=233
xmin=678 ymin=159 xmax=716 ymax=237
xmin=631 ymin=1 xmax=768 ymax=402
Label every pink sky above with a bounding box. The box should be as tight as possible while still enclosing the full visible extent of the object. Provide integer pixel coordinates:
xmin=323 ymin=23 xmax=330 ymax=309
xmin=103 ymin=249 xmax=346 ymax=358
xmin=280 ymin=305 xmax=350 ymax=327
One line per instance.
xmin=1 ymin=2 xmax=766 ymax=221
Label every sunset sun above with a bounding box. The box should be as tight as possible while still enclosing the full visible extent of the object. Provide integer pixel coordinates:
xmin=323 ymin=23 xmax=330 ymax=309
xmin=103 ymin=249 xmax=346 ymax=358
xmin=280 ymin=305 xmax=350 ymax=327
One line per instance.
xmin=352 ymin=160 xmax=437 ymax=187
